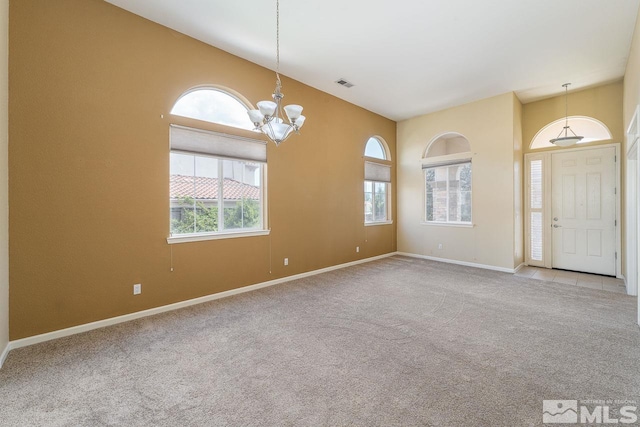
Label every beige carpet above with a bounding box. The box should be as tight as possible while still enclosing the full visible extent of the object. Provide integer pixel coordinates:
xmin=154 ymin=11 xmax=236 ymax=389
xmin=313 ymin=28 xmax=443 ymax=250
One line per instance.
xmin=1 ymin=256 xmax=638 ymax=426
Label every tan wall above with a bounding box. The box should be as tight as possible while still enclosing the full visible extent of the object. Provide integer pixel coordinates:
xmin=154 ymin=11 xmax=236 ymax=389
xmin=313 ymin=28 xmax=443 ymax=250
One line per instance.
xmin=9 ymin=0 xmax=397 ymax=340
xmin=0 ymin=0 xmax=8 ymax=357
xmin=513 ymin=94 xmax=524 ymax=267
xmin=522 ymin=81 xmax=624 ymax=153
xmin=397 ymin=93 xmax=517 ymax=270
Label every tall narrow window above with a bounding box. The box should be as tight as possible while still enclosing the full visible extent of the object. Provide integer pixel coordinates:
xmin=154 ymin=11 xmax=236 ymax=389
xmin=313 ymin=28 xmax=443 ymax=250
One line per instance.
xmin=364 ymin=137 xmax=392 ymax=224
xmin=529 ymin=159 xmax=544 ymax=262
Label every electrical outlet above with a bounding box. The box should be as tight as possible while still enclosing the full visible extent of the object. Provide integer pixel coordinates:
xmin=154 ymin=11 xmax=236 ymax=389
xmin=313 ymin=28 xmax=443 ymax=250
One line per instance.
xmin=356 ymin=246 xmax=360 ymax=253
xmin=438 ymin=243 xmax=443 ymax=250
xmin=133 ymin=283 xmax=141 ymax=295
xmin=284 ymin=258 xmax=288 ymax=266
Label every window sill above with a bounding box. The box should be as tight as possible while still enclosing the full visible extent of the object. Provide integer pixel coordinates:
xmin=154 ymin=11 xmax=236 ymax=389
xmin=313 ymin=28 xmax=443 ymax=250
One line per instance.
xmin=365 ymin=220 xmax=394 ymax=227
xmin=420 ymin=222 xmax=474 ymax=228
xmin=167 ymin=229 xmax=270 ymax=244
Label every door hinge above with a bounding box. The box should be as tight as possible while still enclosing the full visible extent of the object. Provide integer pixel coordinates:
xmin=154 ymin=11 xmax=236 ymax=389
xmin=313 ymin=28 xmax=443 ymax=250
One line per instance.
xmin=615 ymin=187 xmax=617 ymax=195
xmin=614 ymin=155 xmax=617 ymax=162
xmin=615 ymin=220 xmax=617 ymax=226
xmin=615 ymin=252 xmax=618 ymax=260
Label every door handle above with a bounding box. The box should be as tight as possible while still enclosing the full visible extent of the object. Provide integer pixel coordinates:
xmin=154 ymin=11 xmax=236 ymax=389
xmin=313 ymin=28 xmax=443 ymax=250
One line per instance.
xmin=552 ymin=224 xmax=562 ymax=228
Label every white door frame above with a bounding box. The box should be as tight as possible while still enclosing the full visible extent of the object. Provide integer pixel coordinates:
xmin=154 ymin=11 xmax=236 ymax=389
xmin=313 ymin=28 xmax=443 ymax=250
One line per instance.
xmin=524 ymin=143 xmax=621 ymax=278
xmin=625 ymin=105 xmax=640 ymax=301
xmin=625 ymin=141 xmax=637 ymax=295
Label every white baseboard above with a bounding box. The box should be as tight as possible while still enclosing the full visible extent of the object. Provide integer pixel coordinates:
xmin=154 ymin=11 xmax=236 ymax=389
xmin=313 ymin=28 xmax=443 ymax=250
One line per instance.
xmin=514 ymin=263 xmax=525 ymax=273
xmin=396 ymin=252 xmax=517 ymax=273
xmin=0 ymin=340 xmax=9 ymax=369
xmin=619 ymin=274 xmax=637 ymax=296
xmin=5 ymin=252 xmax=397 ymax=357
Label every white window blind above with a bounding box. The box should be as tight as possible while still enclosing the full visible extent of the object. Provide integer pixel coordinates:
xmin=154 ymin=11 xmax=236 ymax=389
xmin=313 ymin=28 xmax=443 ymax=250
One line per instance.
xmin=529 ymin=159 xmax=543 ymax=261
xmin=170 ymin=125 xmax=266 ymax=162
xmin=364 ymin=161 xmax=391 ymax=182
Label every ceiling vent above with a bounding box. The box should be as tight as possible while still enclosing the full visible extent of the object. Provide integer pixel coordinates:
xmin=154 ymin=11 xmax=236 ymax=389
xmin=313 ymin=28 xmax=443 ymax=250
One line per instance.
xmin=335 ymin=78 xmax=354 ymax=88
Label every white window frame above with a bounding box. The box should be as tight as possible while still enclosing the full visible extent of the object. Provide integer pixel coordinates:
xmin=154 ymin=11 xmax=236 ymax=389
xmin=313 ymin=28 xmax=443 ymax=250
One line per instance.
xmin=525 ymin=153 xmax=548 ymax=267
xmin=364 ymin=180 xmax=392 ymax=225
xmin=167 ymin=125 xmax=269 ymax=244
xmin=363 ymin=136 xmax=393 ymax=226
xmin=422 ymin=159 xmax=472 ymax=226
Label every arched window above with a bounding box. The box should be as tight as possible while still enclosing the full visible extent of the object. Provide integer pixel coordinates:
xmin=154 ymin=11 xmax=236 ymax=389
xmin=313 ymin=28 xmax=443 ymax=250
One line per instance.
xmin=171 ymin=87 xmax=256 ymax=132
xmin=167 ymin=87 xmax=268 ymax=243
xmin=530 ymin=116 xmax=612 ymax=150
xmin=364 ymin=137 xmax=390 ymax=160
xmin=364 ymin=136 xmax=392 ymax=224
xmin=423 ymin=133 xmax=472 ymax=224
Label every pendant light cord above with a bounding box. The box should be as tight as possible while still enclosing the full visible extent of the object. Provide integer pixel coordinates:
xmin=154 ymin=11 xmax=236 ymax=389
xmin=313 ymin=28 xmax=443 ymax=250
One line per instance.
xmin=564 ymin=83 xmax=569 ymax=130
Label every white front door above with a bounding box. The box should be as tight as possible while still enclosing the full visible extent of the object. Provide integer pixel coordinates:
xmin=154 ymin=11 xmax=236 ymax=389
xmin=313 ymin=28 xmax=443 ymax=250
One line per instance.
xmin=551 ymin=147 xmax=616 ymax=275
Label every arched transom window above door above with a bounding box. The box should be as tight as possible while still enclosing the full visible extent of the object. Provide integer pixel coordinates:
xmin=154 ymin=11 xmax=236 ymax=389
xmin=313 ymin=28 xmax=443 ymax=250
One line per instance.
xmin=530 ymin=116 xmax=612 ymax=150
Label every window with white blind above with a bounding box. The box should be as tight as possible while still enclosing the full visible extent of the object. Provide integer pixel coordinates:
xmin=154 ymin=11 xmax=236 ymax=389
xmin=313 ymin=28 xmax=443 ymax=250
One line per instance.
xmin=363 ymin=137 xmax=392 ymax=225
xmin=168 ymin=125 xmax=268 ymax=243
xmin=422 ymin=133 xmax=472 ymax=225
xmin=529 ymin=159 xmax=544 ymax=262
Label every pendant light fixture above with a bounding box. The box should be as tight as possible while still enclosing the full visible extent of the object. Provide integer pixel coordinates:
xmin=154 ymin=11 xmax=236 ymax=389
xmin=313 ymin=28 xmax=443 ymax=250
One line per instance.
xmin=550 ymin=83 xmax=583 ymax=147
xmin=247 ymin=0 xmax=305 ymax=146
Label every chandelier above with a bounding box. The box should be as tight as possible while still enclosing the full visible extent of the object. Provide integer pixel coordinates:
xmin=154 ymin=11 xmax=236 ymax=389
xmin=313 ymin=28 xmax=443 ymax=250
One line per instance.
xmin=550 ymin=83 xmax=583 ymax=147
xmin=247 ymin=0 xmax=305 ymax=146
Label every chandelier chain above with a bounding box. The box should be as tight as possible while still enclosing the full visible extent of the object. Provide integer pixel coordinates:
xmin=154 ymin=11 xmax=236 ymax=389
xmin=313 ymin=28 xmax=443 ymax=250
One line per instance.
xmin=247 ymin=0 xmax=304 ymax=146
xmin=276 ymin=0 xmax=281 ymax=84
xmin=549 ymin=82 xmax=583 ymax=145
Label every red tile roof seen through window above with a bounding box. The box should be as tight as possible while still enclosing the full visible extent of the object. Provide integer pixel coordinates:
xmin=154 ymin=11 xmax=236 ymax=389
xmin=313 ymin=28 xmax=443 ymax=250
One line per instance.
xmin=170 ymin=175 xmax=260 ymax=201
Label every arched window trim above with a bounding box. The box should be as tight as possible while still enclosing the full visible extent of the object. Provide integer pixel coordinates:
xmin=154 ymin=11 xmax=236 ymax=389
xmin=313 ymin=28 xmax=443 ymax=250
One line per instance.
xmin=364 ymin=136 xmax=392 ymax=161
xmin=174 ymin=85 xmax=256 ymax=110
xmin=422 ymin=132 xmax=472 ymax=167
xmin=423 ymin=132 xmax=471 ymax=159
xmin=170 ymin=85 xmax=257 ymax=132
xmin=530 ymin=116 xmax=612 ymax=150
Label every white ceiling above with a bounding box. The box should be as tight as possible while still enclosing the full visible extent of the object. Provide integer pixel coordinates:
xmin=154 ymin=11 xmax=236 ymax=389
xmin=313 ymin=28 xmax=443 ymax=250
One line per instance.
xmin=104 ymin=0 xmax=640 ymax=121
